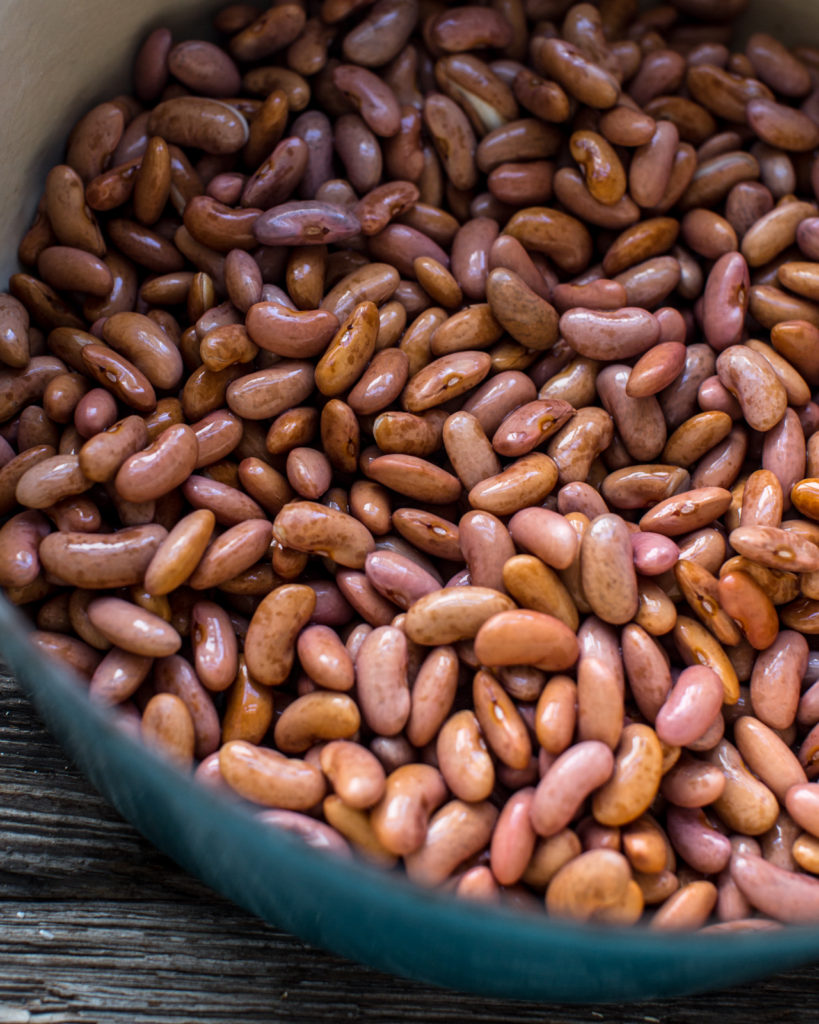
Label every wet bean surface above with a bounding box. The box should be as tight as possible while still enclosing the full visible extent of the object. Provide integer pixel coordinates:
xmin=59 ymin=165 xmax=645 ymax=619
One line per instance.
xmin=6 ymin=0 xmax=819 ymax=933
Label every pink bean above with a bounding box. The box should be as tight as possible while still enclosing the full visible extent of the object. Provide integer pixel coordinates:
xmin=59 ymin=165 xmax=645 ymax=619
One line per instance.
xmin=256 ymin=809 xmax=352 ymax=858
xmin=731 ymin=852 xmax=819 ymax=924
xmin=666 ymin=806 xmax=732 ymax=874
xmin=364 ymin=549 xmax=440 ymax=610
xmin=655 ymin=665 xmax=724 ymax=747
xmin=750 ymin=630 xmax=808 ymax=731
xmin=74 ymin=388 xmax=118 ymax=439
xmin=508 ymin=506 xmax=579 ymax=570
xmin=785 ymin=783 xmax=819 ymax=838
xmin=355 ymin=625 xmax=410 ymax=735
xmin=490 ymin=788 xmax=537 ymax=886
xmin=530 ymin=740 xmax=614 ymax=837
xmin=701 ymin=252 xmax=749 ymax=351
xmin=630 ymin=531 xmax=679 ymax=575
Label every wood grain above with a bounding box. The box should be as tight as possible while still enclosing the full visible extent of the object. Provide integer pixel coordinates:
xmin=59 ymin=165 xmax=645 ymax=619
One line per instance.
xmin=1 ymin=669 xmax=818 ymax=1023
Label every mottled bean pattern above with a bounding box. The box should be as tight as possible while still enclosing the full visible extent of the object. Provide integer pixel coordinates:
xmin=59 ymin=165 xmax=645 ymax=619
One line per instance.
xmin=8 ymin=0 xmax=819 ymax=933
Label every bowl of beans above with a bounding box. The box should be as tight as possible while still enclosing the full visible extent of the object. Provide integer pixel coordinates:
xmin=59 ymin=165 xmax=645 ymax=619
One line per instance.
xmin=5 ymin=0 xmax=819 ymax=1002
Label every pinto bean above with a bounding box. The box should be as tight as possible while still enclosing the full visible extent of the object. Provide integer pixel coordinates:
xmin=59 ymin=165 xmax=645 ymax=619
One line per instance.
xmin=244 ymin=584 xmax=316 ymax=687
xmin=560 ymin=307 xmax=659 ymax=361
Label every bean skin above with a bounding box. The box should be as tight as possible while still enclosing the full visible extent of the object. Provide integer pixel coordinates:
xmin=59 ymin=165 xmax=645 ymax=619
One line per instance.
xmin=12 ymin=0 xmax=819 ymax=937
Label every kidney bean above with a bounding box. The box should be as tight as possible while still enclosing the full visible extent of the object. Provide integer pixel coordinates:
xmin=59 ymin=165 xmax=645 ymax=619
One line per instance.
xmin=0 ymin=510 xmax=49 ymax=588
xmin=363 ymin=761 xmax=446 ymax=857
xmin=565 ymin=481 xmax=606 ymax=520
xmin=80 ymin=344 xmax=156 ymax=414
xmin=145 ymin=98 xmax=248 ymax=157
xmin=505 ymin=553 xmax=579 ymax=631
xmin=89 ymin=647 xmax=152 ymax=707
xmin=273 ymin=500 xmax=374 ymax=569
xmin=717 ymin=571 xmax=778 ymax=652
xmin=133 ymin=27 xmax=172 ymax=103
xmin=628 ymin=122 xmax=679 ymax=210
xmin=296 ymin=624 xmax=354 ymax=692
xmin=537 ymin=359 xmax=593 ymax=413
xmin=141 ymin=693 xmax=195 ymax=769
xmin=436 ymin=708 xmax=494 ymax=803
xmin=547 ymin=406 xmax=614 ymax=485
xmin=39 ymin=524 xmax=166 ymax=589
xmin=220 ymin=740 xmax=325 ymax=811
xmin=37 ymin=246 xmax=113 ymax=298
xmin=580 ymin=514 xmax=638 ymax=625
xmin=638 ymin=486 xmax=732 ymax=537
xmin=153 ymin=654 xmax=220 ymax=760
xmin=318 ymin=798 xmax=390 ymax=864
xmin=626 ymin=343 xmax=686 ymax=400
xmin=332 ymin=64 xmax=400 ymax=139
xmin=255 ymin=809 xmax=351 ymax=858
xmin=531 ymin=741 xmax=614 ymax=839
xmin=472 ymin=608 xmax=577 ymax=672
xmin=503 ymin=206 xmax=592 ymax=275
xmin=17 ymin=0 xmax=819 ymax=932
xmin=363 ymin=549 xmax=437 ymax=611
xmin=225 ymin=362 xmax=314 ymax=421
xmin=598 ymin=364 xmax=666 ymax=461
xmin=660 ymin=754 xmax=725 ymax=810
xmin=591 ymin=724 xmax=663 ymax=828
xmin=73 ymin=389 xmax=116 ymax=440
xmin=0 ymin=292 xmax=31 ymax=368
xmin=253 ymin=201 xmax=361 ymax=248
xmin=705 ymin=739 xmax=780 ymax=836
xmin=341 ymin=0 xmax=415 ymax=65
xmin=674 ymin=615 xmax=739 ymax=705
xmin=318 ymin=741 xmax=384 ymax=812
xmin=405 ymin=799 xmax=498 ymax=888
xmin=575 ymin=653 xmax=623 ymax=750
xmin=87 ymin=597 xmax=180 ymax=657
xmin=485 ymin=268 xmax=559 ymax=351
xmin=274 ymin=690 xmax=360 ymax=754
xmin=219 ymin=655 xmax=274 ymax=746
xmin=747 ymin=98 xmax=819 ymax=153
xmin=30 ymin=631 xmax=102 ymax=679
xmin=187 ymin=599 xmax=237 ymax=693
xmin=239 ymin=584 xmax=314 ymax=689
xmin=731 ymin=852 xmax=819 ymax=924
xmin=15 ymin=453 xmax=90 ymax=510
xmin=114 ymin=424 xmax=198 ymax=503
xmin=185 ymin=518 xmax=272 ymax=591
xmin=466 ymin=452 xmax=556 ymax=517
xmin=560 ymin=307 xmax=660 ymax=361
xmin=655 ymin=665 xmax=724 ymax=747
xmin=743 ymin=200 xmax=818 ymax=268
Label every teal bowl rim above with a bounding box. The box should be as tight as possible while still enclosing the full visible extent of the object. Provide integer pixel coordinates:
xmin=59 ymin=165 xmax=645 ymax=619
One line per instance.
xmin=5 ymin=594 xmax=819 ymax=1003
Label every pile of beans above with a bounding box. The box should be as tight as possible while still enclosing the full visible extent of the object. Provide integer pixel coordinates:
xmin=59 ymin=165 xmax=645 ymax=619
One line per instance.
xmin=6 ymin=0 xmax=819 ymax=932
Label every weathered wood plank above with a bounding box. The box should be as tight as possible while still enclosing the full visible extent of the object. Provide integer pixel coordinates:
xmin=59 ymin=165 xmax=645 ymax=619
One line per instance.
xmin=0 ymin=672 xmax=204 ymax=900
xmin=0 ymin=899 xmax=816 ymax=1024
xmin=3 ymin=669 xmax=819 ymax=1023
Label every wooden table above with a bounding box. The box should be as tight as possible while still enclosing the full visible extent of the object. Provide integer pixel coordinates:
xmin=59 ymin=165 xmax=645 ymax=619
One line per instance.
xmin=1 ymin=669 xmax=817 ymax=1023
